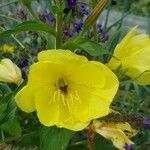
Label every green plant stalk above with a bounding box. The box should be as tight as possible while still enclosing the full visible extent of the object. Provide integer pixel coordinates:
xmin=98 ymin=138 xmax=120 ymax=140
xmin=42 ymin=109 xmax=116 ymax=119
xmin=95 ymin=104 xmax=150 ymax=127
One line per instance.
xmin=93 ymin=23 xmax=98 ymax=42
xmin=26 ymin=5 xmax=40 ymax=22
xmin=0 ymin=0 xmax=18 ymax=8
xmin=11 ymin=34 xmax=25 ymax=49
xmin=104 ymin=0 xmax=111 ymax=31
xmin=0 ymin=14 xmax=21 ymax=23
xmin=56 ymin=13 xmax=63 ymax=49
xmin=0 ymin=26 xmax=25 ymax=49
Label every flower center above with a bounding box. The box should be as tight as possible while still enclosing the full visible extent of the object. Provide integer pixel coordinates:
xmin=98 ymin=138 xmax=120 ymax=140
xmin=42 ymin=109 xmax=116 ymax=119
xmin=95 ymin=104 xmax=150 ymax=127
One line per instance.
xmin=56 ymin=78 xmax=68 ymax=94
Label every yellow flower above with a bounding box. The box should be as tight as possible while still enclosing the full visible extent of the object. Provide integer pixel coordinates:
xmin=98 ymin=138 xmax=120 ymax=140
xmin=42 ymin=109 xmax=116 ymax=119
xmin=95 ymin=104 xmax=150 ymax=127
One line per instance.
xmin=108 ymin=27 xmax=150 ymax=85
xmin=1 ymin=44 xmax=15 ymax=53
xmin=0 ymin=59 xmax=22 ymax=85
xmin=93 ymin=120 xmax=138 ymax=150
xmin=15 ymin=50 xmax=119 ymax=131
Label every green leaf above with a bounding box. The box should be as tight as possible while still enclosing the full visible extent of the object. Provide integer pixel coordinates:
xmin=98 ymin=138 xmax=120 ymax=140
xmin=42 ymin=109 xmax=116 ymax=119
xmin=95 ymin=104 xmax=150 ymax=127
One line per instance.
xmin=0 ymin=93 xmax=16 ymax=125
xmin=94 ymin=134 xmax=117 ymax=150
xmin=107 ymin=30 xmax=121 ymax=52
xmin=63 ymin=37 xmax=110 ymax=56
xmin=0 ymin=21 xmax=56 ymax=38
xmin=40 ymin=126 xmax=75 ymax=150
xmin=0 ymin=117 xmax=21 ymax=136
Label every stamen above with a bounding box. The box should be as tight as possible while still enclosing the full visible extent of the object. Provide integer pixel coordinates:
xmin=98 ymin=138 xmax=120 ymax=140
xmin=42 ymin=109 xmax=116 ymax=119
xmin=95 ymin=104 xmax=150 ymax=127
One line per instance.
xmin=53 ymin=90 xmax=58 ymax=103
xmin=74 ymin=90 xmax=81 ymax=103
xmin=66 ymin=97 xmax=71 ymax=113
xmin=61 ymin=93 xmax=66 ymax=106
xmin=69 ymin=94 xmax=74 ymax=105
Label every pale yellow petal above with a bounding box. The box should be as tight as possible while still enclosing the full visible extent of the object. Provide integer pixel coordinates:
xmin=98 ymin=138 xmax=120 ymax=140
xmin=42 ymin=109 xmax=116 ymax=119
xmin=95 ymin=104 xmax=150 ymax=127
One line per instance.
xmin=38 ymin=49 xmax=88 ymax=64
xmin=69 ymin=61 xmax=119 ymax=122
xmin=122 ymin=46 xmax=150 ymax=85
xmin=28 ymin=62 xmax=63 ymax=86
xmin=15 ymin=86 xmax=36 ymax=113
xmin=95 ymin=127 xmax=134 ymax=150
xmin=35 ymin=86 xmax=89 ymax=131
xmin=113 ymin=26 xmax=137 ymax=58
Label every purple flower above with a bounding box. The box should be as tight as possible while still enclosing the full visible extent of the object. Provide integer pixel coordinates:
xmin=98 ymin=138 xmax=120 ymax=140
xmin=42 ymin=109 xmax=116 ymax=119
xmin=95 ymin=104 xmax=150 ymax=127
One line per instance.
xmin=39 ymin=13 xmax=47 ymax=22
xmin=143 ymin=118 xmax=150 ymax=128
xmin=63 ymin=26 xmax=75 ymax=40
xmin=124 ymin=143 xmax=134 ymax=150
xmin=74 ymin=20 xmax=83 ymax=33
xmin=39 ymin=10 xmax=55 ymax=25
xmin=67 ymin=0 xmax=77 ymax=9
xmin=97 ymin=24 xmax=103 ymax=32
xmin=80 ymin=4 xmax=90 ymax=15
xmin=43 ymin=11 xmax=55 ymax=25
xmin=18 ymin=58 xmax=28 ymax=68
xmin=101 ymin=34 xmax=109 ymax=42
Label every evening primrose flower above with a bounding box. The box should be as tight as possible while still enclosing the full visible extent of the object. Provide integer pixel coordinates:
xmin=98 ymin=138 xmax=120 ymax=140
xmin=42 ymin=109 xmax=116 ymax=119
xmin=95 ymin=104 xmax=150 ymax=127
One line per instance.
xmin=93 ymin=120 xmax=137 ymax=150
xmin=0 ymin=59 xmax=22 ymax=85
xmin=15 ymin=50 xmax=119 ymax=131
xmin=108 ymin=27 xmax=150 ymax=85
xmin=1 ymin=44 xmax=15 ymax=53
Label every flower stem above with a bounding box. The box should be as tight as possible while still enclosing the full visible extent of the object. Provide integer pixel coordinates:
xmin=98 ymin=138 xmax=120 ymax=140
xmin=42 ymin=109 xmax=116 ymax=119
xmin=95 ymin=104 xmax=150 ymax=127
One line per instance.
xmin=87 ymin=126 xmax=95 ymax=150
xmin=56 ymin=13 xmax=63 ymax=49
xmin=93 ymin=23 xmax=98 ymax=42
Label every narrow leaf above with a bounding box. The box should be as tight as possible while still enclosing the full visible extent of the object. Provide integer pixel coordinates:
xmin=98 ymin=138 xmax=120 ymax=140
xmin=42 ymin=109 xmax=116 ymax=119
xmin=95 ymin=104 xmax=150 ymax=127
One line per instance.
xmin=0 ymin=21 xmax=56 ymax=38
xmin=63 ymin=37 xmax=110 ymax=56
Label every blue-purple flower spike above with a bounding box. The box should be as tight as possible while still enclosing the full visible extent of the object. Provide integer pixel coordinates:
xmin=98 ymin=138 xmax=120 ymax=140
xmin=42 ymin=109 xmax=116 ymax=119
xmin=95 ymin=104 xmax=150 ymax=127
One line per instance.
xmin=39 ymin=10 xmax=55 ymax=25
xmin=143 ymin=118 xmax=150 ymax=128
xmin=124 ymin=143 xmax=135 ymax=150
xmin=67 ymin=0 xmax=77 ymax=9
xmin=101 ymin=34 xmax=109 ymax=42
xmin=18 ymin=58 xmax=28 ymax=68
xmin=80 ymin=4 xmax=90 ymax=15
xmin=97 ymin=24 xmax=103 ymax=32
xmin=74 ymin=20 xmax=83 ymax=33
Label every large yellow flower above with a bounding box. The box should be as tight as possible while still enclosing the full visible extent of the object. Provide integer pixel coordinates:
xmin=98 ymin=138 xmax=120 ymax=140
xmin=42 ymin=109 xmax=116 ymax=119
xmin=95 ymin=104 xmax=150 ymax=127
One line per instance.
xmin=15 ymin=50 xmax=119 ymax=131
xmin=108 ymin=27 xmax=150 ymax=85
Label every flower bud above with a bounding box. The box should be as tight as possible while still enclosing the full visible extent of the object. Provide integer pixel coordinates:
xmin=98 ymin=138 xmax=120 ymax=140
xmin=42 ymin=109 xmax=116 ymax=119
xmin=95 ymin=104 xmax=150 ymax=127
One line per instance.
xmin=0 ymin=59 xmax=22 ymax=85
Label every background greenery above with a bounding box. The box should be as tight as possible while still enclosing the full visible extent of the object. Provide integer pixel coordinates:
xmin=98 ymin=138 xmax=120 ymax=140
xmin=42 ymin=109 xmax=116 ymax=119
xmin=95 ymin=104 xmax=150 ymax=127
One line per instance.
xmin=0 ymin=0 xmax=150 ymax=150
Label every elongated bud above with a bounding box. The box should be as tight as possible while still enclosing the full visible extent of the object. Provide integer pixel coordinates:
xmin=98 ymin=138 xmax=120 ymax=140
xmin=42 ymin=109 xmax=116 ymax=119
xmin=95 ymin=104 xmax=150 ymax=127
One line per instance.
xmin=0 ymin=59 xmax=23 ymax=85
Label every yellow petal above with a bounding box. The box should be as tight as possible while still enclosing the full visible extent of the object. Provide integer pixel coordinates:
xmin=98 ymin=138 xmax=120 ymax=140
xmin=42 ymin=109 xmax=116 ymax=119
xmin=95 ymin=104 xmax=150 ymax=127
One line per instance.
xmin=95 ymin=127 xmax=134 ymax=150
xmin=15 ymin=86 xmax=36 ymax=113
xmin=35 ymin=86 xmax=89 ymax=131
xmin=108 ymin=27 xmax=150 ymax=85
xmin=93 ymin=121 xmax=137 ymax=150
xmin=69 ymin=61 xmax=119 ymax=122
xmin=113 ymin=26 xmax=137 ymax=59
xmin=116 ymin=122 xmax=138 ymax=138
xmin=28 ymin=62 xmax=63 ymax=86
xmin=38 ymin=49 xmax=88 ymax=64
xmin=123 ymin=46 xmax=150 ymax=85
